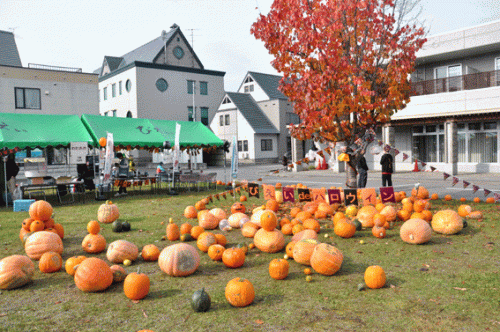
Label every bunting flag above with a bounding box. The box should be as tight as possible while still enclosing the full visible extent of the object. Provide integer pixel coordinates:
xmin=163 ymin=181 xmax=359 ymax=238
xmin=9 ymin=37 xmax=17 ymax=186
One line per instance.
xmin=378 ymin=140 xmax=383 ymax=146
xmin=443 ymin=173 xmax=450 ymax=180
xmin=430 ymin=166 xmax=436 ymax=172
xmin=463 ymin=181 xmax=470 ymax=189
xmin=452 ymin=177 xmax=460 ymax=186
xmin=494 ymin=193 xmax=500 ymax=202
xmin=421 ymin=161 xmax=427 ymax=167
xmin=324 ymin=147 xmax=332 ymax=155
xmin=472 ymin=185 xmax=480 ymax=194
xmin=302 ymin=158 xmax=310 ymax=164
xmin=393 ymin=148 xmax=400 ymax=156
xmin=484 ymin=189 xmax=492 ymax=197
xmin=402 ymin=153 xmax=409 ymax=161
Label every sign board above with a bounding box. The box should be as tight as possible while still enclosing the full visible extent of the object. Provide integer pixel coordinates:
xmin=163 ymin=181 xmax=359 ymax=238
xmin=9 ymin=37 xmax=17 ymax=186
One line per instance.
xmin=70 ymin=142 xmax=88 ymax=164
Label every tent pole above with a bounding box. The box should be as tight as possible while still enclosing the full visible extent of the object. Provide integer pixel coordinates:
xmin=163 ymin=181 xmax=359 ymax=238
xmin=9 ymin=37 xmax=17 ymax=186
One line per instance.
xmin=3 ymin=156 xmax=8 ymax=206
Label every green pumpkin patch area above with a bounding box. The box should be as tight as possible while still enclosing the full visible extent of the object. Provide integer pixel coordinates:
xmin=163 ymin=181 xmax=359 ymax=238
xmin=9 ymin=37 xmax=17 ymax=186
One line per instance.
xmin=1 ymin=190 xmax=498 ymax=331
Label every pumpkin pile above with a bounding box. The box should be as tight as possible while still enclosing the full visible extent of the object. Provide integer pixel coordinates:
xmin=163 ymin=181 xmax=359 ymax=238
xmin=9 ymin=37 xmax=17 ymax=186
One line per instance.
xmin=20 ymin=200 xmax=64 ymax=244
xmin=82 ymin=220 xmax=107 ymax=254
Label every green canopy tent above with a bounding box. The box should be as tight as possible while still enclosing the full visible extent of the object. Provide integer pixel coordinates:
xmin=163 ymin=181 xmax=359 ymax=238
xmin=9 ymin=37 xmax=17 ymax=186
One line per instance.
xmin=149 ymin=118 xmax=224 ymax=148
xmin=0 ymin=113 xmax=95 ymax=152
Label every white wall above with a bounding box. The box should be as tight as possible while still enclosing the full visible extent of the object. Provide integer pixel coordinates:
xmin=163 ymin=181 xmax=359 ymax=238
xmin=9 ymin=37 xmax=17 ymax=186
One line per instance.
xmin=0 ymin=65 xmax=98 ymax=115
xmin=99 ymin=67 xmax=137 ymax=118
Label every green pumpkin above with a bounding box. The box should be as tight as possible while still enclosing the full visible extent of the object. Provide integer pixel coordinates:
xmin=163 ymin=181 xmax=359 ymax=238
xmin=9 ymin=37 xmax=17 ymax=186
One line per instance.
xmin=121 ymin=221 xmax=131 ymax=232
xmin=180 ymin=233 xmax=193 ymax=242
xmin=112 ymin=220 xmax=123 ymax=233
xmin=191 ymin=288 xmax=211 ymax=312
xmin=352 ymin=219 xmax=362 ymax=231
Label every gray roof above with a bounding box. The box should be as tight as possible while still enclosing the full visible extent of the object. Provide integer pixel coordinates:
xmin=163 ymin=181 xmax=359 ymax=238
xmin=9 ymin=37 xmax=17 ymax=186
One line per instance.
xmin=247 ymin=71 xmax=287 ymax=100
xmin=96 ymin=25 xmax=203 ymax=76
xmin=0 ymin=30 xmax=22 ymax=67
xmin=225 ymin=92 xmax=279 ymax=134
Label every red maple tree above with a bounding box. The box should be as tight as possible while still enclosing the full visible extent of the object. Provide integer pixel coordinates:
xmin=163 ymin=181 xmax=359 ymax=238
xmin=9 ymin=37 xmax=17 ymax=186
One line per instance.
xmin=251 ymin=0 xmax=426 ymax=187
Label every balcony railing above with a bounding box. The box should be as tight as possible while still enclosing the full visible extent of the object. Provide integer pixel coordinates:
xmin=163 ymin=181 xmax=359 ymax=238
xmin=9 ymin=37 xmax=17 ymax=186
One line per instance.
xmin=411 ymin=69 xmax=500 ymax=96
xmin=28 ymin=63 xmax=82 ymax=73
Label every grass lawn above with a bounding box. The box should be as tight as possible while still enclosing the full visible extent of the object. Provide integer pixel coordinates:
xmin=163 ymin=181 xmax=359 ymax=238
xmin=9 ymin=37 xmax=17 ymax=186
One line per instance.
xmin=0 ymin=189 xmax=499 ymax=332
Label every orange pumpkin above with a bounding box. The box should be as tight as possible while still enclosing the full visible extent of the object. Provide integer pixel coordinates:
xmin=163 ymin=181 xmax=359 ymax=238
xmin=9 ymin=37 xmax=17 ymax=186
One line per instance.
xmin=87 ymin=220 xmax=100 ymax=235
xmin=106 ymin=240 xmax=139 ymax=264
xmin=158 ymin=243 xmax=200 ymax=277
xmin=356 ymin=205 xmax=378 ymax=228
xmin=196 ymin=232 xmax=217 ymax=252
xmin=431 ymin=210 xmax=463 ymax=235
xmin=486 ymin=197 xmax=495 ymax=204
xmin=124 ymin=272 xmax=150 ymax=300
xmin=166 ymin=223 xmax=180 ymax=241
xmin=253 ymin=228 xmax=286 ymax=253
xmin=228 ymin=212 xmax=249 ymax=229
xmin=215 ymin=233 xmax=227 ymax=246
xmin=241 ymin=222 xmax=259 ymax=238
xmin=265 ymin=199 xmax=280 ymax=213
xmin=97 ymin=201 xmax=120 ymax=224
xmin=231 ymin=202 xmax=246 ymax=214
xmin=0 ymin=255 xmax=35 ymax=290
xmin=65 ymin=255 xmax=87 ymax=276
xmin=141 ymin=244 xmax=161 ymax=261
xmin=400 ymin=218 xmax=432 ymax=244
xmin=198 ymin=212 xmax=219 ymax=230
xmin=260 ymin=210 xmax=278 ymax=231
xmin=22 ymin=218 xmax=34 ymax=231
xmin=39 ymin=251 xmax=62 ymax=273
xmin=292 ymin=239 xmax=320 ymax=266
xmin=184 ymin=206 xmax=198 ymax=219
xmin=269 ymin=258 xmax=289 ymax=280
xmin=110 ymin=264 xmax=127 ymax=283
xmin=372 ymin=225 xmax=386 ymax=238
xmin=303 ymin=218 xmax=320 ymax=233
xmin=281 ymin=223 xmax=293 ymax=235
xmin=222 ymin=247 xmax=246 ymax=268
xmin=190 ymin=225 xmax=205 ymax=240
xmin=444 ymin=194 xmax=453 ymax=201
xmin=285 ymin=241 xmax=296 ymax=258
xmin=457 ymin=205 xmax=472 ymax=217
xmin=24 ymin=231 xmax=63 ymax=260
xmin=82 ymin=234 xmax=107 ymax=254
xmin=333 ymin=220 xmax=356 ymax=238
xmin=379 ymin=205 xmax=397 ymax=222
xmin=364 ymin=265 xmax=386 ymax=289
xmin=291 ymin=229 xmax=318 ymax=242
xmin=29 ymin=200 xmax=53 ymax=221
xmin=411 ymin=186 xmax=429 ymax=199
xmin=209 ymin=208 xmax=227 ymax=222
xmin=225 ymin=277 xmax=254 ymax=307
xmin=180 ymin=223 xmax=193 ymax=235
xmin=207 ymin=244 xmax=225 ymax=261
xmin=74 ymin=257 xmax=113 ymax=292
xmin=310 ymin=243 xmax=343 ymax=276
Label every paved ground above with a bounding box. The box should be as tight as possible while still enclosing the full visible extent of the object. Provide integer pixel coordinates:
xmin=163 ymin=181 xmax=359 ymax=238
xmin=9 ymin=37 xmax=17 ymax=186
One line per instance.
xmin=206 ymin=163 xmax=500 ymax=201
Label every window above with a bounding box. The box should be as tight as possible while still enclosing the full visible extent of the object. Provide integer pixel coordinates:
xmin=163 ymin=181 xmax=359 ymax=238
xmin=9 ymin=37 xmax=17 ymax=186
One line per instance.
xmin=200 ymin=107 xmax=208 ymax=125
xmin=103 ymin=87 xmax=107 ymax=101
xmin=112 ymin=83 xmax=116 ymax=98
xmin=126 ymin=111 xmax=132 ymax=118
xmin=200 ymin=82 xmax=208 ymax=95
xmin=156 ymin=78 xmax=168 ymax=92
xmin=225 ymin=114 xmax=230 ymax=125
xmin=219 ymin=115 xmax=224 ymax=126
xmin=434 ymin=64 xmax=462 ymax=92
xmin=125 ymin=79 xmax=132 ymax=92
xmin=238 ymin=140 xmax=248 ymax=152
xmin=187 ymin=80 xmax=195 ymax=94
xmin=15 ymin=88 xmax=41 ymax=109
xmin=188 ymin=106 xmax=194 ymax=122
xmin=261 ymin=139 xmax=273 ymax=151
xmin=222 ymin=96 xmax=231 ymax=104
xmin=173 ymin=46 xmax=184 ymax=59
xmin=112 ymin=110 xmax=117 ymax=117
xmin=243 ymin=84 xmax=254 ymax=93
xmin=496 ymin=58 xmax=500 ymax=86
xmin=286 ymin=112 xmax=300 ymax=124
xmin=119 ymin=81 xmax=122 ymax=95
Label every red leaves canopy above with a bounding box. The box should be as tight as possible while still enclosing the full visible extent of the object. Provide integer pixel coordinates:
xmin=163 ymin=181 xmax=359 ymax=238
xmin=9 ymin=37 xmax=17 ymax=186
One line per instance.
xmin=251 ymin=0 xmax=426 ymax=144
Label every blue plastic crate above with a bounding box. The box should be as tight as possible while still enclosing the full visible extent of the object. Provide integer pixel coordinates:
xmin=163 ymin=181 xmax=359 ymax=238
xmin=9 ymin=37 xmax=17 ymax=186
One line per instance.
xmin=13 ymin=199 xmax=35 ymax=212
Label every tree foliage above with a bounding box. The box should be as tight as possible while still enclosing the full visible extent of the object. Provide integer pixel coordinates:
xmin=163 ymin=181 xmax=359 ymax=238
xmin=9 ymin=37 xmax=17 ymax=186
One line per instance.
xmin=251 ymin=0 xmax=427 ymax=146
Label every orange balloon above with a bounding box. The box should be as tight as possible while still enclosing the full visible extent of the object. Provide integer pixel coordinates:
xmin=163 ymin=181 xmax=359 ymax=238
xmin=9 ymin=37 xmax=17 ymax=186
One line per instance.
xmin=99 ymin=137 xmax=107 ymax=147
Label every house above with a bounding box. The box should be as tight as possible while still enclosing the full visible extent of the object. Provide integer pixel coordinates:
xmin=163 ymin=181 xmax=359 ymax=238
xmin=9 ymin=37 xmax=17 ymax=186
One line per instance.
xmin=0 ymin=30 xmax=99 ymax=166
xmin=96 ymin=24 xmax=225 ymax=125
xmin=380 ymin=20 xmax=500 ymax=174
xmin=211 ymin=71 xmax=310 ymax=164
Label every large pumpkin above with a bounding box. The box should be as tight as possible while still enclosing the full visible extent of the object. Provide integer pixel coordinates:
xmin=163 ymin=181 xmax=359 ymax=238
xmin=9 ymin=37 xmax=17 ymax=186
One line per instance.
xmin=379 ymin=205 xmax=397 ymax=222
xmin=431 ymin=210 xmax=463 ymax=235
xmin=24 ymin=231 xmax=63 ymax=260
xmin=411 ymin=186 xmax=429 ymax=200
xmin=158 ymin=243 xmax=200 ymax=277
xmin=74 ymin=257 xmax=113 ymax=292
xmin=228 ymin=212 xmax=249 ymax=229
xmin=241 ymin=222 xmax=260 ymax=238
xmin=253 ymin=228 xmax=285 ymax=253
xmin=292 ymin=239 xmax=320 ymax=266
xmin=106 ymin=240 xmax=139 ymax=264
xmin=225 ymin=277 xmax=255 ymax=307
xmin=29 ymin=200 xmax=53 ymax=221
xmin=198 ymin=212 xmax=219 ymax=230
xmin=291 ymin=229 xmax=318 ymax=242
xmin=97 ymin=201 xmax=120 ymax=224
xmin=400 ymin=218 xmax=432 ymax=244
xmin=250 ymin=209 xmax=268 ymax=227
xmin=355 ymin=205 xmax=378 ymax=228
xmin=209 ymin=208 xmax=227 ymax=222
xmin=0 ymin=255 xmax=35 ymax=290
xmin=184 ymin=206 xmax=198 ymax=219
xmin=310 ymin=243 xmax=343 ymax=276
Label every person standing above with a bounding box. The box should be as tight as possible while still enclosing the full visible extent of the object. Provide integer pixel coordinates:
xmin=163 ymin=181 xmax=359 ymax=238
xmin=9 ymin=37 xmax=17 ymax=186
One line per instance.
xmin=6 ymin=154 xmax=19 ymax=197
xmin=116 ymin=153 xmax=129 ymax=196
xmin=380 ymin=145 xmax=394 ymax=187
xmin=357 ymin=150 xmax=368 ymax=188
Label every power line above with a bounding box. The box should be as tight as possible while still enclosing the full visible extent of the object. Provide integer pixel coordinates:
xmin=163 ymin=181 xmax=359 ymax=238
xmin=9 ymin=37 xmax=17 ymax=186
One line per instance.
xmin=185 ymin=28 xmax=200 ymax=49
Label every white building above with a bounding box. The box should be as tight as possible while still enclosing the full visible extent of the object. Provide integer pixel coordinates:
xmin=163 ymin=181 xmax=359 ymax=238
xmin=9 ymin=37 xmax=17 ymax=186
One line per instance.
xmin=96 ymin=24 xmax=225 ymax=126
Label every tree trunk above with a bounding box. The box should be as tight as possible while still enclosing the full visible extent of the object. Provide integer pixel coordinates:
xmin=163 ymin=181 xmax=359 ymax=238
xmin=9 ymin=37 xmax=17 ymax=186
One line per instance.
xmin=345 ymin=162 xmax=357 ymax=189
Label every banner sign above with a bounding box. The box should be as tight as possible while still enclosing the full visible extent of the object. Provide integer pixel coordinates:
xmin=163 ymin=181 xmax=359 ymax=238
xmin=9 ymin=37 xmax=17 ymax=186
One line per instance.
xmin=69 ymin=141 xmax=88 ymax=164
xmin=298 ymin=188 xmax=311 ymax=202
xmin=263 ymin=184 xmax=276 ymax=200
xmin=231 ymin=136 xmax=238 ymax=179
xmin=327 ymin=189 xmax=342 ymax=204
xmin=361 ymin=188 xmax=377 ymax=206
xmin=343 ymin=189 xmax=358 ymax=206
xmin=173 ymin=123 xmax=181 ymax=172
xmin=102 ymin=133 xmax=114 ymax=184
xmin=248 ymin=183 xmax=259 ymax=198
xmin=311 ymin=188 xmax=326 ymax=203
xmin=380 ymin=186 xmax=396 ymax=203
xmin=282 ymin=187 xmax=295 ymax=203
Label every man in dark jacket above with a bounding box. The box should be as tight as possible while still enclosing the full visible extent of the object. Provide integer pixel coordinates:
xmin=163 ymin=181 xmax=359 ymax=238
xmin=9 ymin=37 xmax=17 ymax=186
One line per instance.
xmin=380 ymin=145 xmax=393 ymax=187
xmin=357 ymin=150 xmax=369 ymax=188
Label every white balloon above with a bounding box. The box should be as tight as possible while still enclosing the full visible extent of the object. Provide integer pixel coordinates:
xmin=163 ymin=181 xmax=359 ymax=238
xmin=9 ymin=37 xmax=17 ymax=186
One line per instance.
xmin=219 ymin=219 xmax=231 ymax=231
xmin=239 ymin=216 xmax=250 ymax=228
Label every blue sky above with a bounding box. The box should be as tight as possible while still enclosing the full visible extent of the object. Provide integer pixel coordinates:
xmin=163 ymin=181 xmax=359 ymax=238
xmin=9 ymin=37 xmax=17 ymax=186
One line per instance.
xmin=1 ymin=0 xmax=499 ymax=91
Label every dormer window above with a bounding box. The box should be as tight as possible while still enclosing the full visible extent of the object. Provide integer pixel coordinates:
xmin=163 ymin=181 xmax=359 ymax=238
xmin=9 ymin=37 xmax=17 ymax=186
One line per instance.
xmin=244 ymin=76 xmax=254 ymax=83
xmin=222 ymin=96 xmax=231 ymax=104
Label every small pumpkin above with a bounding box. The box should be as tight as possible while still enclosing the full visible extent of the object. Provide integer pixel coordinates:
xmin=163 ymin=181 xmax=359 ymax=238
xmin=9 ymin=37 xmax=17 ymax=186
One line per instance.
xmin=225 ymin=277 xmax=255 ymax=307
xmin=192 ymin=288 xmax=211 ymax=312
xmin=87 ymin=220 xmax=100 ymax=235
xmin=124 ymin=271 xmax=150 ymax=300
xmin=110 ymin=264 xmax=127 ymax=282
xmin=334 ymin=220 xmax=356 ymax=238
xmin=198 ymin=212 xmax=219 ymax=230
xmin=158 ymin=243 xmax=200 ymax=277
xmin=291 ymin=229 xmax=318 ymax=242
xmin=97 ymin=200 xmax=120 ymax=224
xmin=222 ymin=247 xmax=246 ymax=268
xmin=231 ymin=202 xmax=246 ymax=214
xmin=24 ymin=231 xmax=63 ymax=260
xmin=209 ymin=208 xmax=227 ymax=222
xmin=121 ymin=221 xmax=131 ymax=232
xmin=141 ymin=244 xmax=161 ymax=261
xmin=431 ymin=210 xmax=463 ymax=235
xmin=74 ymin=257 xmax=113 ymax=292
xmin=269 ymin=258 xmax=289 ymax=280
xmin=65 ymin=255 xmax=87 ymax=276
xmin=364 ymin=265 xmax=386 ymax=289
xmin=241 ymin=222 xmax=260 ymax=238
xmin=400 ymin=218 xmax=432 ymax=244
xmin=106 ymin=240 xmax=139 ymax=264
xmin=39 ymin=251 xmax=62 ymax=273
xmin=372 ymin=225 xmax=386 ymax=238
xmin=184 ymin=206 xmax=198 ymax=219
xmin=411 ymin=186 xmax=429 ymax=199
xmin=180 ymin=223 xmax=193 ymax=235
xmin=197 ymin=232 xmax=217 ymax=252
xmin=356 ymin=205 xmax=378 ymax=228
xmin=457 ymin=204 xmax=472 ymax=217
xmin=0 ymin=255 xmax=35 ymax=290
xmin=310 ymin=243 xmax=343 ymax=276
xmin=207 ymin=244 xmax=225 ymax=261
xmin=82 ymin=234 xmax=107 ymax=254
xmin=112 ymin=220 xmax=123 ymax=233
xmin=29 ymin=200 xmax=53 ymax=222
xmin=166 ymin=223 xmax=180 ymax=241
xmin=260 ymin=210 xmax=278 ymax=231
